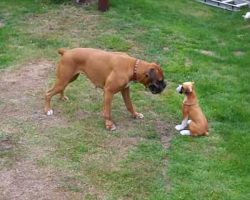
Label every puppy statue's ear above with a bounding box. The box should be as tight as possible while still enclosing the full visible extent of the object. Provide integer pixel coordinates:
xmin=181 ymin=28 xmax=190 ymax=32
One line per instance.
xmin=187 ymin=85 xmax=193 ymax=93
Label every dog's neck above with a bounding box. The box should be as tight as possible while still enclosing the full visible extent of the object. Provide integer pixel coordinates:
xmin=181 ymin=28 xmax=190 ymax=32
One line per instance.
xmin=184 ymin=90 xmax=198 ymax=106
xmin=132 ymin=59 xmax=140 ymax=82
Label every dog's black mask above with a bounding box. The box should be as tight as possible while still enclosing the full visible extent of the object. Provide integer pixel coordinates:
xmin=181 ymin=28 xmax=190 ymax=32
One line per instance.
xmin=149 ymin=80 xmax=166 ymax=94
xmin=146 ymin=68 xmax=167 ymax=94
xmin=179 ymin=86 xmax=183 ymax=94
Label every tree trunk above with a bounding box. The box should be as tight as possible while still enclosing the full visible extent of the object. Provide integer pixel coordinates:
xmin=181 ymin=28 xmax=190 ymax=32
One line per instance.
xmin=98 ymin=0 xmax=109 ymax=11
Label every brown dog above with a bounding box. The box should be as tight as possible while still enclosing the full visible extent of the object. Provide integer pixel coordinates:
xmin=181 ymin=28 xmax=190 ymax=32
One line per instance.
xmin=45 ymin=48 xmax=166 ymax=130
xmin=175 ymin=82 xmax=209 ymax=136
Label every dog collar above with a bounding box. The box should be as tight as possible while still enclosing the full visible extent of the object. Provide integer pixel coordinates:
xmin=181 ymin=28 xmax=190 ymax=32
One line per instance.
xmin=184 ymin=102 xmax=198 ymax=106
xmin=133 ymin=59 xmax=140 ymax=82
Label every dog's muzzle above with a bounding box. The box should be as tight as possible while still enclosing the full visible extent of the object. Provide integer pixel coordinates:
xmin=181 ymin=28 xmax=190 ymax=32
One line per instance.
xmin=149 ymin=80 xmax=167 ymax=94
xmin=176 ymin=85 xmax=183 ymax=94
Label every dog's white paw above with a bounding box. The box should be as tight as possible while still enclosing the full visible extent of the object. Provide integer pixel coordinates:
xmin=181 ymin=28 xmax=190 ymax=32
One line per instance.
xmin=106 ymin=120 xmax=116 ymax=131
xmin=110 ymin=124 xmax=116 ymax=131
xmin=60 ymin=96 xmax=69 ymax=101
xmin=135 ymin=112 xmax=144 ymax=119
xmin=175 ymin=124 xmax=184 ymax=131
xmin=46 ymin=109 xmax=54 ymax=116
xmin=187 ymin=120 xmax=192 ymax=125
xmin=107 ymin=124 xmax=116 ymax=131
xmin=180 ymin=130 xmax=191 ymax=136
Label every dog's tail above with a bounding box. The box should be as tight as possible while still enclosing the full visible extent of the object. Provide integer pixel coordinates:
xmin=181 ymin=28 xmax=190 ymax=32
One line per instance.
xmin=58 ymin=48 xmax=67 ymax=56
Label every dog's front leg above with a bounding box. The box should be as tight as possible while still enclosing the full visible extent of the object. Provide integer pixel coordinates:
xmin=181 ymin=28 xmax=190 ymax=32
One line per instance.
xmin=175 ymin=104 xmax=189 ymax=131
xmin=121 ymin=87 xmax=144 ymax=119
xmin=175 ymin=117 xmax=188 ymax=131
xmin=103 ymin=89 xmax=116 ymax=131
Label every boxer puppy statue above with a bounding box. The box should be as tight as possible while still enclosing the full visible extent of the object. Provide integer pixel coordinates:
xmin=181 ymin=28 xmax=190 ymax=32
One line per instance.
xmin=45 ymin=48 xmax=166 ymax=130
xmin=175 ymin=82 xmax=209 ymax=136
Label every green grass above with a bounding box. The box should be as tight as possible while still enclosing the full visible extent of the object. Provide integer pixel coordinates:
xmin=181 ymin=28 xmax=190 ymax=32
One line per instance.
xmin=1 ymin=0 xmax=250 ymax=199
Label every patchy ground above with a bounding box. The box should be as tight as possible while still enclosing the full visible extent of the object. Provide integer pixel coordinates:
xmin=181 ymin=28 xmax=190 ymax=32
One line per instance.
xmin=0 ymin=60 xmax=83 ymax=199
xmin=0 ymin=60 xmax=173 ymax=199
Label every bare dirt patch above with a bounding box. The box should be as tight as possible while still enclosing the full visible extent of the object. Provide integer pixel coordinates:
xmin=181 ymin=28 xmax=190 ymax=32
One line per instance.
xmin=103 ymin=136 xmax=144 ymax=168
xmin=0 ymin=138 xmax=14 ymax=151
xmin=0 ymin=20 xmax=5 ymax=28
xmin=0 ymin=59 xmax=174 ymax=199
xmin=156 ymin=120 xmax=176 ymax=149
xmin=200 ymin=49 xmax=216 ymax=57
xmin=196 ymin=49 xmax=224 ymax=60
xmin=184 ymin=57 xmax=193 ymax=68
xmin=23 ymin=4 xmax=102 ymax=47
xmin=233 ymin=51 xmax=245 ymax=57
xmin=0 ymin=60 xmax=67 ymax=126
xmin=0 ymin=60 xmax=82 ymax=200
xmin=0 ymin=161 xmax=78 ymax=200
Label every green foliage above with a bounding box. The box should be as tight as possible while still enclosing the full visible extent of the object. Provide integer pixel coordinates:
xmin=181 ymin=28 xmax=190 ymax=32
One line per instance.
xmin=96 ymin=34 xmax=132 ymax=51
xmin=42 ymin=0 xmax=71 ymax=4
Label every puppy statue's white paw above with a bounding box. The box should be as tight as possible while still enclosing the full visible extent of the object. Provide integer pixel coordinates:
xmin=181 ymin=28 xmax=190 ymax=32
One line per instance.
xmin=180 ymin=130 xmax=191 ymax=136
xmin=46 ymin=109 xmax=54 ymax=116
xmin=134 ymin=112 xmax=144 ymax=119
xmin=175 ymin=124 xmax=184 ymax=131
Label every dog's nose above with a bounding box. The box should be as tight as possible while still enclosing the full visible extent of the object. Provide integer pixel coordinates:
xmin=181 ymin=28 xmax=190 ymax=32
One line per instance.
xmin=158 ymin=80 xmax=166 ymax=90
xmin=163 ymin=82 xmax=167 ymax=89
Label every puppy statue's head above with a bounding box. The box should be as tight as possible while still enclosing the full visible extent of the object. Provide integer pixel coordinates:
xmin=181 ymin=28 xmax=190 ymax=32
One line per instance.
xmin=176 ymin=82 xmax=194 ymax=95
xmin=143 ymin=63 xmax=166 ymax=94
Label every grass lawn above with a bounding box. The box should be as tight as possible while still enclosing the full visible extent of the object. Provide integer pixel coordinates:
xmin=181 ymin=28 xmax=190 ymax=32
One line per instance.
xmin=0 ymin=0 xmax=250 ymax=199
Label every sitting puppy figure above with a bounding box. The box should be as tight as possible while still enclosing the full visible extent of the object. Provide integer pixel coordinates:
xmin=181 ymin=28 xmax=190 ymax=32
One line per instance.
xmin=175 ymin=82 xmax=209 ymax=136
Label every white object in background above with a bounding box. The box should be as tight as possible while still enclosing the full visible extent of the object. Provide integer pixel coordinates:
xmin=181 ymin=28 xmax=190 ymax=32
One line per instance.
xmin=242 ymin=12 xmax=250 ymax=19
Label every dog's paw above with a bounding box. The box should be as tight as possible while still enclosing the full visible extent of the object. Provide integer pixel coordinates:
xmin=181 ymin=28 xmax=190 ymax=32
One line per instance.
xmin=105 ymin=120 xmax=116 ymax=131
xmin=46 ymin=109 xmax=54 ymax=116
xmin=180 ymin=130 xmax=191 ymax=136
xmin=175 ymin=124 xmax=184 ymax=131
xmin=187 ymin=120 xmax=192 ymax=125
xmin=110 ymin=125 xmax=116 ymax=131
xmin=133 ymin=112 xmax=144 ymax=119
xmin=60 ymin=96 xmax=69 ymax=101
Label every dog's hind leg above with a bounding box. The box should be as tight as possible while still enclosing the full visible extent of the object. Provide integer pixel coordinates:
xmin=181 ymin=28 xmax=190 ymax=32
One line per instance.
xmin=45 ymin=80 xmax=69 ymax=115
xmin=45 ymin=72 xmax=77 ymax=115
xmin=59 ymin=73 xmax=80 ymax=101
xmin=189 ymin=122 xmax=205 ymax=136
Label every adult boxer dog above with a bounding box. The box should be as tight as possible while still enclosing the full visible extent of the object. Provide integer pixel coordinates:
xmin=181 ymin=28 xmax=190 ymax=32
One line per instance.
xmin=45 ymin=48 xmax=166 ymax=130
xmin=175 ymin=82 xmax=209 ymax=136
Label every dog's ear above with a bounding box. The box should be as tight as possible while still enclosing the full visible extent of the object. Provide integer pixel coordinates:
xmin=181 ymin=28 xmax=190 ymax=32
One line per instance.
xmin=154 ymin=61 xmax=161 ymax=66
xmin=152 ymin=62 xmax=162 ymax=69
